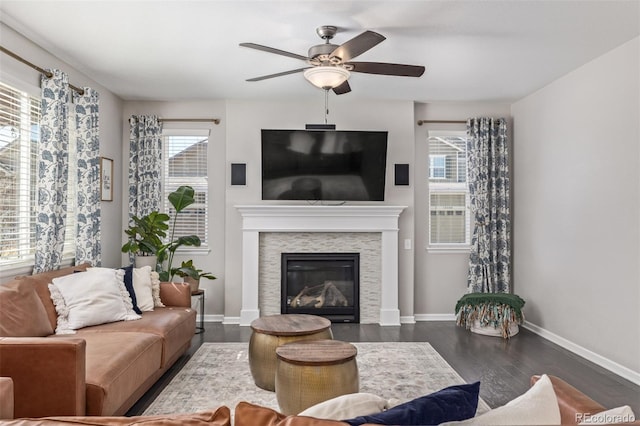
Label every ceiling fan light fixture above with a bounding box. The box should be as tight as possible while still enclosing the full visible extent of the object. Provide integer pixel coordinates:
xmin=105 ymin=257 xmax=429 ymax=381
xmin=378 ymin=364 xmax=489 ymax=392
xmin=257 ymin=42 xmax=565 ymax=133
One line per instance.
xmin=304 ymin=66 xmax=350 ymax=89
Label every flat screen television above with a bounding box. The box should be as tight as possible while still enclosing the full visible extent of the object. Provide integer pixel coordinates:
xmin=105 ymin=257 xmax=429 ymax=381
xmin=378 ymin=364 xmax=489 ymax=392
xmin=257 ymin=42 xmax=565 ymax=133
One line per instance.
xmin=262 ymin=129 xmax=388 ymax=201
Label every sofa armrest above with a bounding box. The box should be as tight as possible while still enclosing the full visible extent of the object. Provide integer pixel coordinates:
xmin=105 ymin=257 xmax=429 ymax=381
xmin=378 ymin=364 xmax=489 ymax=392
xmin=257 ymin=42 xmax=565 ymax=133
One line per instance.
xmin=0 ymin=377 xmax=14 ymax=419
xmin=160 ymin=282 xmax=191 ymax=307
xmin=531 ymin=375 xmax=607 ymax=425
xmin=0 ymin=337 xmax=86 ymax=418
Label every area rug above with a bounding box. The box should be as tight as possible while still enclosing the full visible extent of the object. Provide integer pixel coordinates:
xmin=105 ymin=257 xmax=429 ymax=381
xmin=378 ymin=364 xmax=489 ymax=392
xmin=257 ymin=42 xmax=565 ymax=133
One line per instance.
xmin=144 ymin=342 xmax=490 ymax=415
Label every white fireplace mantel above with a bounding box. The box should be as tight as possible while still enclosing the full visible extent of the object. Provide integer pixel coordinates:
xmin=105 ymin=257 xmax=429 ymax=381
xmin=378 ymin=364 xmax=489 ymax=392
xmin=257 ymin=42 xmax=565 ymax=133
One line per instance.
xmin=236 ymin=205 xmax=407 ymax=326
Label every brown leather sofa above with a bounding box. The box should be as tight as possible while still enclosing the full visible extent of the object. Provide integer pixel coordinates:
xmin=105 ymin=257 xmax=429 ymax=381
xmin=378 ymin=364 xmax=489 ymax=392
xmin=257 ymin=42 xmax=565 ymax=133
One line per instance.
xmin=1 ymin=375 xmax=636 ymax=425
xmin=531 ymin=375 xmax=639 ymax=425
xmin=0 ymin=264 xmax=196 ymax=419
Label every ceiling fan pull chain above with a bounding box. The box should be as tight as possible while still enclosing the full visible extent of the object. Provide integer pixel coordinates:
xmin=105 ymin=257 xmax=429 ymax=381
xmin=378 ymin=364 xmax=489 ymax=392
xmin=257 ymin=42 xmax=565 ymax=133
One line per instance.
xmin=324 ymin=89 xmax=329 ymax=124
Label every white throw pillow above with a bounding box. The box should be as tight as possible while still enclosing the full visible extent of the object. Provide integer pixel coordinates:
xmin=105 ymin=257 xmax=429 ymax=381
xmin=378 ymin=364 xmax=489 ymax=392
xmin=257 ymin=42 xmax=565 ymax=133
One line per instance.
xmin=440 ymin=374 xmax=560 ymax=426
xmin=151 ymin=271 xmax=165 ymax=307
xmin=49 ymin=269 xmax=141 ymax=334
xmin=299 ymin=393 xmax=389 ymax=420
xmin=578 ymin=406 xmax=636 ymax=424
xmin=133 ymin=265 xmax=154 ymax=311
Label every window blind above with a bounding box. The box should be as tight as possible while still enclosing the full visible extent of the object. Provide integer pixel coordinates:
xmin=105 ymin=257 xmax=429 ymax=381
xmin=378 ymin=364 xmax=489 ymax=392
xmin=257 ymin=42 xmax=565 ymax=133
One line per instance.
xmin=0 ymin=82 xmax=39 ymax=262
xmin=163 ymin=131 xmax=209 ymax=246
xmin=0 ymin=80 xmax=77 ymax=265
xmin=63 ymin=110 xmax=77 ymax=257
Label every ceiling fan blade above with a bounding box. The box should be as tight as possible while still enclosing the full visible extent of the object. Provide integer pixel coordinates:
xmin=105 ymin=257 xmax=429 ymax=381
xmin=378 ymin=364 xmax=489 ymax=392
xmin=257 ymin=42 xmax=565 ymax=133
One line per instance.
xmin=332 ymin=80 xmax=351 ymax=95
xmin=347 ymin=62 xmax=425 ymax=77
xmin=246 ymin=67 xmax=311 ymax=82
xmin=239 ymin=42 xmax=309 ymax=62
xmin=330 ymin=31 xmax=386 ymax=62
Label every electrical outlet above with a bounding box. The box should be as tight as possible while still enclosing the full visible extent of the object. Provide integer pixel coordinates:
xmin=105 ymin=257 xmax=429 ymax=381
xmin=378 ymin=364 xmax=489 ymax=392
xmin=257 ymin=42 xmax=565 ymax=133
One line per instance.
xmin=404 ymin=239 xmax=412 ymax=250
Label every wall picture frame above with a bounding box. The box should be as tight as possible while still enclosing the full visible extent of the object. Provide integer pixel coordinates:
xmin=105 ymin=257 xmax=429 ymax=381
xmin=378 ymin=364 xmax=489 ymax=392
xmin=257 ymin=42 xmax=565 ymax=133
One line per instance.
xmin=100 ymin=157 xmax=114 ymax=201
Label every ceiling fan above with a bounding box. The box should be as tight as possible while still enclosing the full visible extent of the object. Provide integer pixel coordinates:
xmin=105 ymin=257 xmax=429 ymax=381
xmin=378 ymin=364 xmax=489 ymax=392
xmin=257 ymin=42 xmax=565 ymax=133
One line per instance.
xmin=240 ymin=25 xmax=425 ymax=95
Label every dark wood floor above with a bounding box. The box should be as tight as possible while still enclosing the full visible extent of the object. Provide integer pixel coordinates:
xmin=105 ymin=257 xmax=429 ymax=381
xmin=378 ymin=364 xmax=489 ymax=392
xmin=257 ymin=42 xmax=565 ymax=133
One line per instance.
xmin=127 ymin=322 xmax=640 ymax=416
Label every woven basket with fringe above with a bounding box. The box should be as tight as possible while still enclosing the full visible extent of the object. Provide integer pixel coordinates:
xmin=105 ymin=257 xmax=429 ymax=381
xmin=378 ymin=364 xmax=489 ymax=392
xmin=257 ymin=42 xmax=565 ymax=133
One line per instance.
xmin=455 ymin=293 xmax=525 ymax=339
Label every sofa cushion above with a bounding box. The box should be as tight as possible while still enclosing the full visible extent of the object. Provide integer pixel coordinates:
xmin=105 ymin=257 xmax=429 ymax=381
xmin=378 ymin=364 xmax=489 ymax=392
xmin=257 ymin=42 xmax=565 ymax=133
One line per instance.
xmin=298 ymin=393 xmax=389 ymax=420
xmin=440 ymin=374 xmax=560 ymax=425
xmin=13 ymin=263 xmax=91 ymax=330
xmin=151 ymin=271 xmax=165 ymax=307
xmin=344 ymin=381 xmax=480 ymax=425
xmin=76 ymin=307 xmax=196 ymax=367
xmin=0 ymin=280 xmax=53 ymax=337
xmin=49 ymin=269 xmax=140 ymax=334
xmin=234 ymin=402 xmax=349 ymax=426
xmin=132 ymin=266 xmax=155 ymax=311
xmin=119 ymin=265 xmax=142 ymax=314
xmin=54 ymin=331 xmax=164 ymax=416
xmin=0 ymin=406 xmax=231 ymax=425
xmin=96 ymin=266 xmax=159 ymax=312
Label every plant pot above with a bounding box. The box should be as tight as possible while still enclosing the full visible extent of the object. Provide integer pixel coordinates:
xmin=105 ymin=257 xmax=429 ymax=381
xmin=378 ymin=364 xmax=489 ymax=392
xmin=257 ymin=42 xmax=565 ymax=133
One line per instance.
xmin=470 ymin=320 xmax=519 ymax=338
xmin=135 ymin=254 xmax=157 ymax=270
xmin=184 ymin=276 xmax=200 ymax=293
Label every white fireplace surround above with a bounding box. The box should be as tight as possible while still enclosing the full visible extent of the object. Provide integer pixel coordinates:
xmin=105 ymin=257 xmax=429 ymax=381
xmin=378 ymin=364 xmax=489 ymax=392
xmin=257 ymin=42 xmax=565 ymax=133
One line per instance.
xmin=236 ymin=205 xmax=406 ymax=326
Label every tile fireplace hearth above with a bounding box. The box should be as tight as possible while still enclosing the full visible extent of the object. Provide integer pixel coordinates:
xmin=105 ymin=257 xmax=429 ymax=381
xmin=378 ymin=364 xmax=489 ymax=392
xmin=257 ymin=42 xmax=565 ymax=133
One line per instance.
xmin=236 ymin=205 xmax=406 ymax=326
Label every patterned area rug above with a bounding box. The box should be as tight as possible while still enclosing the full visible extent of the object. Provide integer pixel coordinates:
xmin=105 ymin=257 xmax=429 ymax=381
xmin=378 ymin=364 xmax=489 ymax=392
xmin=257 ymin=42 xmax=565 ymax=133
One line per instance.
xmin=144 ymin=342 xmax=490 ymax=415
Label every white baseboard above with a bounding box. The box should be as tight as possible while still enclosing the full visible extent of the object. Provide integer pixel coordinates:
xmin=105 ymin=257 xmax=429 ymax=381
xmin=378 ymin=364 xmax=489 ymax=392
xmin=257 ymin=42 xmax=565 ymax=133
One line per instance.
xmin=523 ymin=321 xmax=640 ymax=386
xmin=203 ymin=314 xmax=224 ymax=323
xmin=414 ymin=314 xmax=456 ymax=321
xmin=222 ymin=316 xmax=241 ymax=325
xmin=400 ymin=316 xmax=416 ymax=324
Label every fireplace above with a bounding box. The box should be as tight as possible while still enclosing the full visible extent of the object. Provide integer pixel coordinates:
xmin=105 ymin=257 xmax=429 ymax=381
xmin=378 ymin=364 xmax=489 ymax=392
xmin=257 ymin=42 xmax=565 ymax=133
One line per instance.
xmin=281 ymin=253 xmax=359 ymax=323
xmin=236 ymin=205 xmax=406 ymax=326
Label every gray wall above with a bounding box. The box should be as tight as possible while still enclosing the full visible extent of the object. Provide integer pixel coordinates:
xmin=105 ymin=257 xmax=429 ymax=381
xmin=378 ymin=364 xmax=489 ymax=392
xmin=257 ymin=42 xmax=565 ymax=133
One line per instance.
xmin=511 ymin=37 xmax=639 ymax=375
xmin=223 ymin=99 xmax=416 ymax=321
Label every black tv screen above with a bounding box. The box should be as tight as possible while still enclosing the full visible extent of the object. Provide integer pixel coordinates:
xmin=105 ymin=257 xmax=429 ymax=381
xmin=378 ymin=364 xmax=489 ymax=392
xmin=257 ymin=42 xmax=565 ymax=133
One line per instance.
xmin=262 ymin=129 xmax=388 ymax=201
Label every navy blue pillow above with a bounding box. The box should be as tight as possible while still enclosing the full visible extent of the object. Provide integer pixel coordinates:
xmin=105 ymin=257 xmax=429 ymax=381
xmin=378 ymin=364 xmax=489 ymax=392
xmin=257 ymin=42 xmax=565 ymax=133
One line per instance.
xmin=120 ymin=265 xmax=142 ymax=314
xmin=343 ymin=381 xmax=480 ymax=426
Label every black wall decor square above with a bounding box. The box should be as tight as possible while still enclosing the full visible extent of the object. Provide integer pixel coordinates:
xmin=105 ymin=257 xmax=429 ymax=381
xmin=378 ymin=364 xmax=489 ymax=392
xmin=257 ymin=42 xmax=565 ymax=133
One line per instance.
xmin=394 ymin=164 xmax=409 ymax=186
xmin=231 ymin=163 xmax=246 ymax=185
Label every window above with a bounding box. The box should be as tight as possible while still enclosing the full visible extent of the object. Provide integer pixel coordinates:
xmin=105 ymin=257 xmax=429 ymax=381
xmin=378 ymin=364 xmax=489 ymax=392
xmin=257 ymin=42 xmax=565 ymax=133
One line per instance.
xmin=0 ymin=81 xmax=76 ymax=267
xmin=428 ymin=131 xmax=470 ymax=247
xmin=162 ymin=130 xmax=209 ymax=248
xmin=0 ymin=82 xmax=38 ymax=264
xmin=64 ymin=109 xmax=78 ymax=260
xmin=429 ymin=155 xmax=446 ymax=179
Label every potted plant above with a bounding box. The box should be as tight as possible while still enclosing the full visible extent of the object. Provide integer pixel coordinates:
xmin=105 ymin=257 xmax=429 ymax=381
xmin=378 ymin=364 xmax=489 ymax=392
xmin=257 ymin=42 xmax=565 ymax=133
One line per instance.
xmin=122 ymin=186 xmax=203 ymax=281
xmin=454 ymin=293 xmax=525 ymax=339
xmin=155 ymin=185 xmax=203 ymax=282
xmin=172 ymin=260 xmax=216 ymax=292
xmin=121 ymin=211 xmax=169 ymax=269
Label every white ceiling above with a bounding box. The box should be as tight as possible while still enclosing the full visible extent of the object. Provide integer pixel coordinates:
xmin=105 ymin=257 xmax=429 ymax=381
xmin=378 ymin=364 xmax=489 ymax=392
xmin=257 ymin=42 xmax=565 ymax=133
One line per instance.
xmin=1 ymin=1 xmax=638 ymax=103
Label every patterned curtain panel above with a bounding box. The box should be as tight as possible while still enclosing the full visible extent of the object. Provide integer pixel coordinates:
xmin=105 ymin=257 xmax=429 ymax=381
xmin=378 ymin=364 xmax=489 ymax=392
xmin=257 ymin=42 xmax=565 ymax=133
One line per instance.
xmin=466 ymin=117 xmax=511 ymax=293
xmin=74 ymin=88 xmax=101 ymax=266
xmin=34 ymin=70 xmax=69 ymax=273
xmin=128 ymin=115 xmax=163 ymax=221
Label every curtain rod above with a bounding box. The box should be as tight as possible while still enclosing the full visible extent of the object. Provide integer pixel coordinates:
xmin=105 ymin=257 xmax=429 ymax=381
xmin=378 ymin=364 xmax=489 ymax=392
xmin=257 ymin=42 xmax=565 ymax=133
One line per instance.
xmin=159 ymin=118 xmax=220 ymax=125
xmin=0 ymin=45 xmax=85 ymax=95
xmin=417 ymin=120 xmax=467 ymax=125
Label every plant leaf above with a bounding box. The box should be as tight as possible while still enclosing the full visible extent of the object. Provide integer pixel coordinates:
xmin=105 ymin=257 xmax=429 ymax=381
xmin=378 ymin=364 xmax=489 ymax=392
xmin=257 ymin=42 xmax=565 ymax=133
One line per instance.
xmin=168 ymin=186 xmax=195 ymax=212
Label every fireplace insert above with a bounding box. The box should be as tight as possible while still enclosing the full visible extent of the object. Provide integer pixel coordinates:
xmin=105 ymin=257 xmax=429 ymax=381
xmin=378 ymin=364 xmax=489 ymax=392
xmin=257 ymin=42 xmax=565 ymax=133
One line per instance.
xmin=281 ymin=252 xmax=359 ymax=323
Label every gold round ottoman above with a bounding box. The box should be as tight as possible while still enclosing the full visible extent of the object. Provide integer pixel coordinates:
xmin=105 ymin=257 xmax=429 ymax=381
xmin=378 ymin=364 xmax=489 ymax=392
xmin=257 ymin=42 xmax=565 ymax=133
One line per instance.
xmin=249 ymin=314 xmax=333 ymax=391
xmin=275 ymin=340 xmax=359 ymax=415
